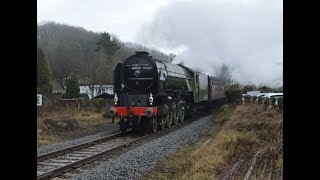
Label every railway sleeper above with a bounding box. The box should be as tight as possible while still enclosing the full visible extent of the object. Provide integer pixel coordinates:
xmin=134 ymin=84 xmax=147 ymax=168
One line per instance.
xmin=50 ymin=159 xmax=77 ymax=163
xmin=65 ymin=156 xmax=86 ymax=160
xmin=38 ymin=162 xmax=66 ymax=167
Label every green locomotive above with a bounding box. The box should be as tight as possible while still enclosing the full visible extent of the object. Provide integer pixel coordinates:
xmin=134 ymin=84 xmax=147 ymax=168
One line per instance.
xmin=108 ymin=51 xmax=229 ymax=134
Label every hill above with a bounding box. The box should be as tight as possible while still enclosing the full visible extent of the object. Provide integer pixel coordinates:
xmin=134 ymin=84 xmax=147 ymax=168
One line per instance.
xmin=37 ymin=21 xmax=171 ymax=88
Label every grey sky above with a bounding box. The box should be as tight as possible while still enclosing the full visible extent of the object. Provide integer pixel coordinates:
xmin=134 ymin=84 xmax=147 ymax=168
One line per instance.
xmin=37 ymin=0 xmax=170 ymax=42
xmin=38 ymin=0 xmax=282 ymax=87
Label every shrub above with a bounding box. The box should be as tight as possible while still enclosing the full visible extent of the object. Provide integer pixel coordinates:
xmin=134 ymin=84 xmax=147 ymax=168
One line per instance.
xmin=225 ymin=84 xmax=242 ymax=103
xmin=64 ymin=75 xmax=80 ymax=99
xmin=242 ymin=85 xmax=256 ymax=94
xmin=37 ymin=48 xmax=53 ymax=94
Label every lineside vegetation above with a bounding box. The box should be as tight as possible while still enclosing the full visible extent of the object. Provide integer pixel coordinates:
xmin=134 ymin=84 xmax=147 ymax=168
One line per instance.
xmin=144 ymin=102 xmax=282 ymax=179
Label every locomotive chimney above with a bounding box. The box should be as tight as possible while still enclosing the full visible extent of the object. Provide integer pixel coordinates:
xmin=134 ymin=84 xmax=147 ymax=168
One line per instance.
xmin=135 ymin=51 xmax=151 ymax=58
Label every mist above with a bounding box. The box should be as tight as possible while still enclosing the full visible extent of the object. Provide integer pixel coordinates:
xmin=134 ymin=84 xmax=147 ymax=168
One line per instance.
xmin=136 ymin=0 xmax=283 ymax=87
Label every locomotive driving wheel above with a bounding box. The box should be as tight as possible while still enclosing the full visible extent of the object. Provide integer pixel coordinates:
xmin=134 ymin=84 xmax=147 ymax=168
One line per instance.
xmin=159 ymin=116 xmax=166 ymax=130
xmin=165 ymin=113 xmax=172 ymax=128
xmin=149 ymin=116 xmax=157 ymax=133
xmin=179 ymin=106 xmax=185 ymax=123
xmin=173 ymin=108 xmax=179 ymax=125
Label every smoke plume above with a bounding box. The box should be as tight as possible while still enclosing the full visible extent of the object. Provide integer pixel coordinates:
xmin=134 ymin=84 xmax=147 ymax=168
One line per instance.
xmin=137 ymin=0 xmax=283 ymax=87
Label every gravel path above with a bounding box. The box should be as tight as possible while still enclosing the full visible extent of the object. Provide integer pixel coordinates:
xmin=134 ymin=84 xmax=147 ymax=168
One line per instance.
xmin=73 ymin=114 xmax=214 ymax=180
xmin=37 ymin=124 xmax=120 ymax=156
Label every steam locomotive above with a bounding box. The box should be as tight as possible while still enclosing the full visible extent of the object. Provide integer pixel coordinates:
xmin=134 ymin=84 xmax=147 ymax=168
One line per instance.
xmin=108 ymin=51 xmax=230 ymax=134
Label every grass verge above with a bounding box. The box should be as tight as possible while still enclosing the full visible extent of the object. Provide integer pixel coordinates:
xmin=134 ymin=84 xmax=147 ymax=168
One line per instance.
xmin=37 ymin=111 xmax=118 ymax=147
xmin=143 ymin=103 xmax=283 ymax=179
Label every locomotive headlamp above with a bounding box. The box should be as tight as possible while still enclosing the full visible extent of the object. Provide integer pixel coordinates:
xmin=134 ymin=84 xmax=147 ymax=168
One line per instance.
xmin=114 ymin=93 xmax=118 ymax=105
xmin=148 ymin=93 xmax=153 ymax=105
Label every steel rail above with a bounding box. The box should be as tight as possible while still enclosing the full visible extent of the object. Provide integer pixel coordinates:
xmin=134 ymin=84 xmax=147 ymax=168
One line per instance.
xmin=37 ymin=132 xmax=128 ymax=163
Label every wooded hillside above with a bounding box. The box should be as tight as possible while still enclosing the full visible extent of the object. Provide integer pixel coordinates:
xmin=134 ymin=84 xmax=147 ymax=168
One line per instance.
xmin=37 ymin=21 xmax=171 ymax=90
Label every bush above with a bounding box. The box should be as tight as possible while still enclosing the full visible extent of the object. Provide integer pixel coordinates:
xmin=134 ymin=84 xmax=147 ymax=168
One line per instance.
xmin=258 ymin=85 xmax=273 ymax=93
xmin=37 ymin=48 xmax=53 ymax=94
xmin=225 ymin=84 xmax=242 ymax=103
xmin=242 ymin=85 xmax=256 ymax=94
xmin=64 ymin=75 xmax=80 ymax=99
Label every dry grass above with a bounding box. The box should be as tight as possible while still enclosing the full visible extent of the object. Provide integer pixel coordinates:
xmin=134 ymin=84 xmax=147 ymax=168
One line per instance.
xmin=37 ymin=110 xmax=117 ymax=147
xmin=144 ymin=103 xmax=283 ymax=180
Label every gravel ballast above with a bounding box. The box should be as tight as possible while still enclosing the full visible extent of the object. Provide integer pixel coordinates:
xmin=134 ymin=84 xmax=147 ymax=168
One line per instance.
xmin=73 ymin=114 xmax=214 ymax=180
xmin=37 ymin=125 xmax=120 ymax=156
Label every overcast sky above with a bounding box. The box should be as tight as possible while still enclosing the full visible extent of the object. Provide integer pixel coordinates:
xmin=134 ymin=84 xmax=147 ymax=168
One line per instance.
xmin=38 ymin=0 xmax=282 ymax=87
xmin=37 ymin=0 xmax=171 ymax=42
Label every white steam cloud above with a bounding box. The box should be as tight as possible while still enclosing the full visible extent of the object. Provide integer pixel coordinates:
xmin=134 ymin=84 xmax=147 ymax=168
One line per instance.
xmin=136 ymin=0 xmax=283 ymax=87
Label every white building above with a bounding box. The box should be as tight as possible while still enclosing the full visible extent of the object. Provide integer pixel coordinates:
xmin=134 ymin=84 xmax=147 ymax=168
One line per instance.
xmin=79 ymin=84 xmax=114 ymax=100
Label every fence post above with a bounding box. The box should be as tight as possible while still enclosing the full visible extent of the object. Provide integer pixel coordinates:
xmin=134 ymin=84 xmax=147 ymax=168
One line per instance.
xmin=274 ymin=99 xmax=278 ymax=110
xmin=268 ymin=99 xmax=272 ymax=108
xmin=278 ymin=98 xmax=283 ymax=114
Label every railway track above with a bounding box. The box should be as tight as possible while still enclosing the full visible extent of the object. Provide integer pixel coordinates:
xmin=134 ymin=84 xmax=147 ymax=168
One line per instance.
xmin=37 ymin=107 xmax=223 ymax=180
xmin=37 ymin=131 xmax=144 ymax=179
